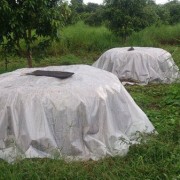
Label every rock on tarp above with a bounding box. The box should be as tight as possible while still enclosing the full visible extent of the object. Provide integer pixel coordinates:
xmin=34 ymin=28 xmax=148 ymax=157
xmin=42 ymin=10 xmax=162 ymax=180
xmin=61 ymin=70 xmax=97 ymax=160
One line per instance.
xmin=93 ymin=47 xmax=179 ymax=85
xmin=0 ymin=65 xmax=155 ymax=162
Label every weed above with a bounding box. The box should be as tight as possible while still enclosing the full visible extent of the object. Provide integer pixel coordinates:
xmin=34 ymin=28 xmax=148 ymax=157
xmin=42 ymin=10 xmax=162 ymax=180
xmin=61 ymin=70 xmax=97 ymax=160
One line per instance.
xmin=0 ymin=22 xmax=179 ymax=179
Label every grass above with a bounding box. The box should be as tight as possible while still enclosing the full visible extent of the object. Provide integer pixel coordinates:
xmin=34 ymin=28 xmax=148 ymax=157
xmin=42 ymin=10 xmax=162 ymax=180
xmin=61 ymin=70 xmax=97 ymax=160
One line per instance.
xmin=1 ymin=22 xmax=180 ymax=73
xmin=128 ymin=23 xmax=180 ymax=47
xmin=0 ymin=54 xmax=96 ymax=74
xmin=0 ymin=84 xmax=179 ymax=179
xmin=0 ymin=21 xmax=119 ymax=74
xmin=0 ymin=22 xmax=180 ymax=179
xmin=59 ymin=21 xmax=119 ymax=53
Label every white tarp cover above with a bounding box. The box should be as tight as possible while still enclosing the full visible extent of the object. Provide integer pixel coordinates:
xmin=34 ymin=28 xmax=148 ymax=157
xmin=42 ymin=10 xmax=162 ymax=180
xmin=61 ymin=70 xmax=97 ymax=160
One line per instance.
xmin=93 ymin=47 xmax=179 ymax=85
xmin=0 ymin=65 xmax=155 ymax=163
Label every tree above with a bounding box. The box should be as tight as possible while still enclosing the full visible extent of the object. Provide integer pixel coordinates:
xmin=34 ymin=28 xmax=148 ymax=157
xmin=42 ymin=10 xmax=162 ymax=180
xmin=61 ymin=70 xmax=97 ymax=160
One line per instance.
xmin=84 ymin=2 xmax=100 ymax=13
xmin=84 ymin=3 xmax=104 ymax=26
xmin=164 ymin=0 xmax=180 ymax=24
xmin=0 ymin=0 xmax=69 ymax=68
xmin=70 ymin=0 xmax=84 ymax=13
xmin=155 ymin=5 xmax=170 ymax=25
xmin=103 ymin=0 xmax=159 ymax=41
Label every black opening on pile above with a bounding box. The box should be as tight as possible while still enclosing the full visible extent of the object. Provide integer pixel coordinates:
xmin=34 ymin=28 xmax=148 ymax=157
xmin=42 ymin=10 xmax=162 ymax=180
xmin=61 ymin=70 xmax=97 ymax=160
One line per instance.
xmin=128 ymin=47 xmax=134 ymax=51
xmin=26 ymin=70 xmax=74 ymax=79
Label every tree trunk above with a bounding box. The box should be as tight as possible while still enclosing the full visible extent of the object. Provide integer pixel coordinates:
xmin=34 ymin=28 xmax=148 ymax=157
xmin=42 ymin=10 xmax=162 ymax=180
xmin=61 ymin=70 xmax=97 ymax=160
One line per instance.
xmin=27 ymin=29 xmax=32 ymax=68
xmin=16 ymin=39 xmax=22 ymax=56
xmin=27 ymin=48 xmax=32 ymax=68
xmin=5 ymin=56 xmax=9 ymax=71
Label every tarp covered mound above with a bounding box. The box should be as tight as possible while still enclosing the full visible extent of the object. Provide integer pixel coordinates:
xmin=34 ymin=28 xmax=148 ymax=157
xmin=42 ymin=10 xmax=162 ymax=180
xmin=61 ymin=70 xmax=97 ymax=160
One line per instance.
xmin=0 ymin=65 xmax=155 ymax=162
xmin=93 ymin=47 xmax=179 ymax=85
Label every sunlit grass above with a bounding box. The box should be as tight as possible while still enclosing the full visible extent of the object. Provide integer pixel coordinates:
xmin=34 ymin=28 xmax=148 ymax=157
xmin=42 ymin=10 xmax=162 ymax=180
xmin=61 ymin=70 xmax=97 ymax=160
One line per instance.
xmin=0 ymin=84 xmax=179 ymax=180
xmin=128 ymin=23 xmax=180 ymax=47
xmin=0 ymin=22 xmax=180 ymax=179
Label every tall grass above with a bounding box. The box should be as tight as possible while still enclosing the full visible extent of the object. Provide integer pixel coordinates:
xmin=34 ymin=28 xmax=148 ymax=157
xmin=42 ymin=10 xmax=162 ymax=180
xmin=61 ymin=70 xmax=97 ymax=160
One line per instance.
xmin=0 ymin=22 xmax=180 ymax=179
xmin=0 ymin=22 xmax=180 ymax=73
xmin=126 ymin=23 xmax=180 ymax=68
xmin=48 ymin=21 xmax=119 ymax=55
xmin=0 ymin=21 xmax=120 ymax=73
xmin=0 ymin=54 xmax=94 ymax=74
xmin=127 ymin=23 xmax=180 ymax=47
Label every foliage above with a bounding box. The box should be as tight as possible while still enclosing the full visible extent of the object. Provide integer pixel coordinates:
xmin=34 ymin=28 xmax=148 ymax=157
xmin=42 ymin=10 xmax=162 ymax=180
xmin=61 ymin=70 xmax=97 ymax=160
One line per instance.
xmin=0 ymin=21 xmax=180 ymax=179
xmin=67 ymin=1 xmax=103 ymax=26
xmin=0 ymin=21 xmax=119 ymax=72
xmin=164 ymin=0 xmax=180 ymax=25
xmin=103 ymin=0 xmax=159 ymax=41
xmin=70 ymin=0 xmax=84 ymax=13
xmin=84 ymin=12 xmax=103 ymax=27
xmin=0 ymin=0 xmax=69 ymax=67
xmin=84 ymin=2 xmax=100 ymax=13
xmin=156 ymin=5 xmax=170 ymax=24
xmin=67 ymin=0 xmax=84 ymax=24
xmin=128 ymin=23 xmax=180 ymax=47
xmin=83 ymin=4 xmax=104 ymax=27
xmin=82 ymin=0 xmax=180 ymax=40
xmin=57 ymin=21 xmax=118 ymax=53
xmin=1 ymin=22 xmax=180 ymax=73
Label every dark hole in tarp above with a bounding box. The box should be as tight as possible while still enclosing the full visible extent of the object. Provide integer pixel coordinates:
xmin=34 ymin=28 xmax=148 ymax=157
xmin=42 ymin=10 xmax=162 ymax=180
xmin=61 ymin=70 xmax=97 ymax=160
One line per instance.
xmin=26 ymin=70 xmax=74 ymax=79
xmin=128 ymin=47 xmax=134 ymax=51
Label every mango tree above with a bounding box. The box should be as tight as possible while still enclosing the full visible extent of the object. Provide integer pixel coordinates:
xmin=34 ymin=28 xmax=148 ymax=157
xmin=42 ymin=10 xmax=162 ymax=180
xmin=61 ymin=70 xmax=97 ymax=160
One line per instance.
xmin=0 ymin=0 xmax=69 ymax=68
xmin=103 ymin=0 xmax=159 ymax=42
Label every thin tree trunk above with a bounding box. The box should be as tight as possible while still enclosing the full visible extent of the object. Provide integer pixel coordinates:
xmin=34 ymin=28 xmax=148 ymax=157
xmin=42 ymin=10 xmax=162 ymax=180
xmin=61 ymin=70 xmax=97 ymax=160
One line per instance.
xmin=27 ymin=48 xmax=32 ymax=68
xmin=5 ymin=56 xmax=9 ymax=71
xmin=16 ymin=39 xmax=22 ymax=56
xmin=27 ymin=29 xmax=32 ymax=68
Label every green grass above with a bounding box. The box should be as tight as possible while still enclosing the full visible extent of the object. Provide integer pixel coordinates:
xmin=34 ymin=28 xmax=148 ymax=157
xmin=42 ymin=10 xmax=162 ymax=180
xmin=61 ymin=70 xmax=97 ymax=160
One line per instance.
xmin=1 ymin=22 xmax=180 ymax=73
xmin=0 ymin=22 xmax=180 ymax=179
xmin=0 ymin=84 xmax=179 ymax=179
xmin=47 ymin=21 xmax=119 ymax=56
xmin=0 ymin=22 xmax=119 ymax=73
xmin=128 ymin=23 xmax=180 ymax=47
xmin=0 ymin=53 xmax=96 ymax=74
